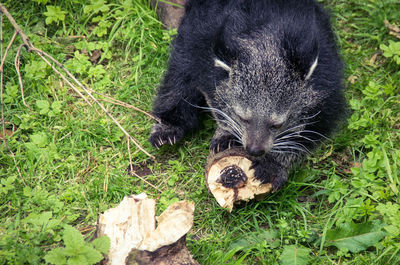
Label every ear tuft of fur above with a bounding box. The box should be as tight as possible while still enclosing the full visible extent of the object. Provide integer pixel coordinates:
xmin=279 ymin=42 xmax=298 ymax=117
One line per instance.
xmin=214 ymin=58 xmax=231 ymax=72
xmin=305 ymin=56 xmax=318 ymax=80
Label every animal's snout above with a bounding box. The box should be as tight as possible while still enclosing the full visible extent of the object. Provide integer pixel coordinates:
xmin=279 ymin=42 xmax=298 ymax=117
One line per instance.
xmin=245 ymin=143 xmax=265 ymax=157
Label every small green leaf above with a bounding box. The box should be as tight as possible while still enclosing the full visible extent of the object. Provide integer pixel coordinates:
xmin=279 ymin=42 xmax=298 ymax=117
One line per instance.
xmin=88 ymin=65 xmax=106 ymax=79
xmin=325 ymin=221 xmax=387 ymax=253
xmin=63 ymin=225 xmax=85 ymax=248
xmin=280 ymin=245 xmax=310 ymax=265
xmin=380 ymin=40 xmax=400 ymax=64
xmin=92 ymin=236 xmax=110 ymax=255
xmin=83 ymin=0 xmax=109 ymax=14
xmin=0 ymin=176 xmax=16 ymax=194
xmin=167 ymin=175 xmax=178 ymax=186
xmin=82 ymin=245 xmax=104 ymax=264
xmin=4 ymin=83 xmax=19 ymax=103
xmin=65 ymin=51 xmax=92 ymax=75
xmin=229 ymin=230 xmax=279 ymax=253
xmin=36 ymin=100 xmax=50 ymax=114
xmin=67 ymin=255 xmax=87 ymax=265
xmin=93 ymin=20 xmax=112 ymax=37
xmin=25 ymin=60 xmax=49 ymax=79
xmin=45 ymin=248 xmax=67 ymax=265
xmin=52 ymin=101 xmax=62 ymax=113
xmin=44 ymin=5 xmax=67 ymax=25
xmin=23 ymin=186 xmax=33 ymax=197
xmin=30 ymin=132 xmax=48 ymax=147
xmin=33 ymin=0 xmax=49 ymax=4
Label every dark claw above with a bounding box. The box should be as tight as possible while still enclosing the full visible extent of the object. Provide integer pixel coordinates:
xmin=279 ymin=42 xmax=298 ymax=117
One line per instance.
xmin=210 ymin=135 xmax=238 ymax=153
xmin=251 ymin=157 xmax=289 ymax=192
xmin=149 ymin=123 xmax=184 ymax=148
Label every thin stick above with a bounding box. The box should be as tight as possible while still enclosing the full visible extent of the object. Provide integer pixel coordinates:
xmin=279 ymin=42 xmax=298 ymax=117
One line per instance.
xmin=0 ymin=3 xmax=31 ymax=46
xmin=104 ymin=160 xmax=109 ymax=194
xmin=130 ymin=170 xmax=162 ymax=193
xmin=0 ymin=31 xmax=17 ymax=71
xmin=90 ymin=91 xmax=160 ymax=122
xmin=1 ymin=6 xmax=156 ymax=123
xmin=0 ymin=3 xmax=155 ymax=160
xmin=30 ymin=48 xmax=155 ymax=159
xmin=15 ymin=44 xmax=29 ymax=108
xmin=0 ymin=13 xmax=25 ymax=185
xmin=127 ymin=137 xmax=134 ymax=172
xmin=128 ymin=137 xmax=161 ymax=193
xmin=33 ymin=49 xmax=93 ymax=106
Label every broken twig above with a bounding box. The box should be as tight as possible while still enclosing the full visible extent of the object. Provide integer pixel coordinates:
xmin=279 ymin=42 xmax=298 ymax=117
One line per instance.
xmin=0 ymin=12 xmax=25 ymax=185
xmin=0 ymin=3 xmax=155 ymax=160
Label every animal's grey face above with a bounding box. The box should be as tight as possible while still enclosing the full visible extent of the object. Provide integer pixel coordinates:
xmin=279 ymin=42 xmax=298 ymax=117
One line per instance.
xmin=212 ymin=35 xmax=321 ymax=157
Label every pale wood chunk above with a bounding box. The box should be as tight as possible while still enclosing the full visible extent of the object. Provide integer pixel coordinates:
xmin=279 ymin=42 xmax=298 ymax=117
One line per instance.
xmin=97 ymin=193 xmax=198 ymax=265
xmin=205 ymin=148 xmax=272 ymax=212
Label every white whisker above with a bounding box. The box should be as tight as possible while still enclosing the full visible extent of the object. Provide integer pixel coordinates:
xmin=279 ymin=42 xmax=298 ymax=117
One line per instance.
xmin=302 ymin=111 xmax=321 ymax=121
xmin=273 ymin=142 xmax=311 ymax=154
xmin=276 ymin=121 xmax=317 ymax=138
xmin=271 ymin=150 xmax=300 ymax=156
xmin=182 ymin=98 xmax=244 ymax=142
xmin=277 ymin=132 xmax=318 ymax=144
xmin=273 ymin=145 xmax=310 ymax=154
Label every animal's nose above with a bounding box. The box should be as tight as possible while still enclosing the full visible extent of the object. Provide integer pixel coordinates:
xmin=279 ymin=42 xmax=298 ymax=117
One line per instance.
xmin=246 ymin=144 xmax=265 ymax=157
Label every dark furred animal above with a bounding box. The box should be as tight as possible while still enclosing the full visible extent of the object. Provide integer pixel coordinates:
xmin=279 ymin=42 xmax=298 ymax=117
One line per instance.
xmin=149 ymin=0 xmax=346 ymax=191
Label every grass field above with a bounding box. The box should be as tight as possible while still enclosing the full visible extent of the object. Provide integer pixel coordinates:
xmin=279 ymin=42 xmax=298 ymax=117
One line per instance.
xmin=0 ymin=0 xmax=400 ymax=264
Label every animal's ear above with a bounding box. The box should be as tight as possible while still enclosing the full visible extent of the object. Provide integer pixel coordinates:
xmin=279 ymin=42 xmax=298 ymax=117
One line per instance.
xmin=281 ymin=9 xmax=320 ymax=80
xmin=284 ymin=36 xmax=319 ymax=80
xmin=305 ymin=55 xmax=318 ymax=80
xmin=213 ymin=31 xmax=237 ymax=72
xmin=214 ymin=58 xmax=231 ymax=72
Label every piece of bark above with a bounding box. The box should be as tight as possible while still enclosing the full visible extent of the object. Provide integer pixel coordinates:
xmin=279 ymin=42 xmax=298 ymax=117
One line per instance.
xmin=97 ymin=193 xmax=198 ymax=265
xmin=205 ymin=148 xmax=272 ymax=212
xmin=127 ymin=237 xmax=198 ymax=265
xmin=151 ymin=0 xmax=186 ymax=29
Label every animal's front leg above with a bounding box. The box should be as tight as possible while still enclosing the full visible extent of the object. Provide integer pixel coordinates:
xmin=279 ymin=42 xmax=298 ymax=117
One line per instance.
xmin=149 ymin=123 xmax=185 ymax=148
xmin=210 ymin=127 xmax=239 ymax=153
xmin=251 ymin=153 xmax=297 ymax=191
xmin=148 ymin=60 xmax=202 ymax=148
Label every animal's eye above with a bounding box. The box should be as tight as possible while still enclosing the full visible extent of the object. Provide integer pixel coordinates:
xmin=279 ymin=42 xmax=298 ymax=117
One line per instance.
xmin=271 ymin=122 xmax=283 ymax=129
xmin=237 ymin=115 xmax=250 ymax=124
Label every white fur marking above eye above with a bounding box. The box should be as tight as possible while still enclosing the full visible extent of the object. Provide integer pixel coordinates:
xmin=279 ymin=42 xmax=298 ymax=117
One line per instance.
xmin=305 ymin=56 xmax=319 ymax=80
xmin=214 ymin=58 xmax=231 ymax=72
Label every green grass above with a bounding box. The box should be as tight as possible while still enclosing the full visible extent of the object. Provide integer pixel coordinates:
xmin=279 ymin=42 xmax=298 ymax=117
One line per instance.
xmin=1 ymin=0 xmax=400 ymax=264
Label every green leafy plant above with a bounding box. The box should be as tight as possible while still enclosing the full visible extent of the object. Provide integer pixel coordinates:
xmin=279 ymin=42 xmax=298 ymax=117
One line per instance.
xmin=32 ymin=0 xmax=49 ymax=4
xmin=36 ymin=100 xmax=62 ymax=117
xmin=3 ymin=82 xmax=19 ymax=104
xmin=228 ymin=229 xmax=279 ymax=253
xmin=0 ymin=176 xmax=16 ymax=195
xmin=83 ymin=0 xmax=110 ymax=15
xmin=45 ymin=225 xmax=110 ymax=265
xmin=376 ymin=202 xmax=400 ymax=238
xmin=64 ymin=51 xmax=92 ymax=75
xmin=380 ymin=40 xmax=400 ymax=64
xmin=43 ymin=5 xmax=67 ymax=25
xmin=280 ymin=245 xmax=311 ymax=265
xmin=325 ymin=221 xmax=387 ymax=253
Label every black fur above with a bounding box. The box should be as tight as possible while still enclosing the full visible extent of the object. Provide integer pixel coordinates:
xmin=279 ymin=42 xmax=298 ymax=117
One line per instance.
xmin=148 ymin=0 xmax=346 ymax=191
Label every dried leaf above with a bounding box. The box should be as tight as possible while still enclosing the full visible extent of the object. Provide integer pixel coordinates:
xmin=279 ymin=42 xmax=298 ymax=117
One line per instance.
xmin=384 ymin=20 xmax=400 ymax=40
xmin=0 ymin=129 xmax=13 ymax=140
xmin=347 ymin=75 xmax=358 ymax=84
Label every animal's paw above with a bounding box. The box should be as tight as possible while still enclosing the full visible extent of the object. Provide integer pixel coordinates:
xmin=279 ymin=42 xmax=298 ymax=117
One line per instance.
xmin=210 ymin=134 xmax=238 ymax=154
xmin=149 ymin=123 xmax=184 ymax=148
xmin=251 ymin=159 xmax=288 ymax=192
